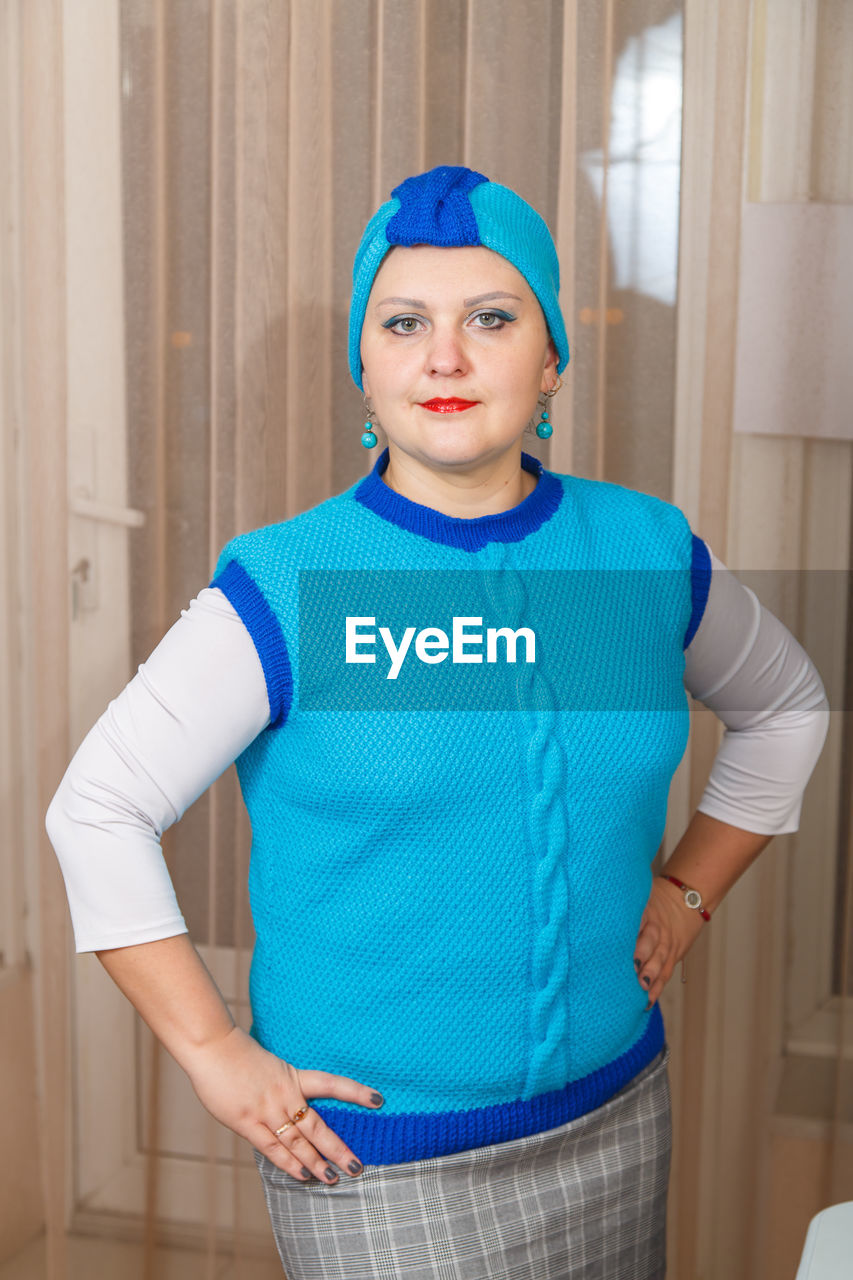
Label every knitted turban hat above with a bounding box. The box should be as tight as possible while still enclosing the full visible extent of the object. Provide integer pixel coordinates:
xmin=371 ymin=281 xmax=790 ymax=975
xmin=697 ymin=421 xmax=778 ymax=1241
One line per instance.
xmin=348 ymin=165 xmax=570 ymax=391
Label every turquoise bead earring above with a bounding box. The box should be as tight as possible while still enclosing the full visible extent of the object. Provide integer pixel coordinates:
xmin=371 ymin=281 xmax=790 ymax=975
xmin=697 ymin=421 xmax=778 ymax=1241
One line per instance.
xmin=535 ymin=376 xmax=562 ymax=439
xmin=361 ymin=396 xmax=378 ymax=449
xmin=535 ymin=404 xmax=553 ymax=439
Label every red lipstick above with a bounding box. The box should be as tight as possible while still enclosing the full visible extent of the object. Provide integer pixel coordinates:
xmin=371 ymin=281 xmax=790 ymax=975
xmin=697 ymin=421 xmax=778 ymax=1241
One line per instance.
xmin=420 ymin=398 xmax=479 ymax=413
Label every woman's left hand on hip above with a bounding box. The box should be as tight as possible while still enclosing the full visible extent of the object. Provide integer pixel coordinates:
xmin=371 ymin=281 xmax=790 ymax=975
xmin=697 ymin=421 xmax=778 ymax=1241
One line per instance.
xmin=633 ymin=877 xmax=705 ymax=1006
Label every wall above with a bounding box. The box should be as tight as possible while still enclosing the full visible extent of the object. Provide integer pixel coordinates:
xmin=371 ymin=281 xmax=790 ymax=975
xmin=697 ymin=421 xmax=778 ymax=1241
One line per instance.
xmin=0 ymin=970 xmax=44 ymax=1260
xmin=673 ymin=1 xmax=853 ymax=1275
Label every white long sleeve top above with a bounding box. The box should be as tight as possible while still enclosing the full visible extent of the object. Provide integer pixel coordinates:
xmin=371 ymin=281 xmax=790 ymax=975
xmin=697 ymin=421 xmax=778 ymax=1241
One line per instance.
xmin=46 ymin=546 xmax=829 ymax=952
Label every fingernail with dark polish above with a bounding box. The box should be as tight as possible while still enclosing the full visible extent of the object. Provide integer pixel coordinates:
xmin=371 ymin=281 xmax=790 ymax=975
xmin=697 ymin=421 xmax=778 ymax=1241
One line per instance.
xmin=300 ymin=1167 xmax=312 ymax=1179
xmin=324 ymin=1167 xmax=338 ymax=1183
xmin=348 ymin=1160 xmax=363 ymax=1174
xmin=634 ymin=959 xmax=641 ymax=972
xmin=643 ymin=975 xmax=652 ymax=987
xmin=645 ymin=1001 xmax=654 ymax=1011
xmin=369 ymin=1092 xmax=384 ymax=1106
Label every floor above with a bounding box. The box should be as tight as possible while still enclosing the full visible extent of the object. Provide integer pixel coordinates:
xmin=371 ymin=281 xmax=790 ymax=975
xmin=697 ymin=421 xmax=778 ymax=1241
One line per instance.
xmin=0 ymin=1234 xmax=283 ymax=1280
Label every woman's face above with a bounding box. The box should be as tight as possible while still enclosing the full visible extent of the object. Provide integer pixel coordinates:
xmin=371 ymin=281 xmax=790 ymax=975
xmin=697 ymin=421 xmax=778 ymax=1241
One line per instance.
xmin=360 ymin=245 xmax=558 ymax=476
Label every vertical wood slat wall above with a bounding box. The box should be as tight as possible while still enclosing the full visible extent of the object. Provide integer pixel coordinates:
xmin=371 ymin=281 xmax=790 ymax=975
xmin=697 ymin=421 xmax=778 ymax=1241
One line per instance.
xmin=0 ymin=0 xmax=54 ymax=1263
xmin=746 ymin=1 xmax=853 ymax=1270
xmin=674 ymin=1 xmax=853 ymax=1277
xmin=10 ymin=1 xmax=73 ymax=1276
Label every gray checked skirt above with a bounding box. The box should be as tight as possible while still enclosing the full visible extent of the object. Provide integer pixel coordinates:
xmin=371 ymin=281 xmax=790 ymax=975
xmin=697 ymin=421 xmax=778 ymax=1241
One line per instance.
xmin=253 ymin=1047 xmax=671 ymax=1279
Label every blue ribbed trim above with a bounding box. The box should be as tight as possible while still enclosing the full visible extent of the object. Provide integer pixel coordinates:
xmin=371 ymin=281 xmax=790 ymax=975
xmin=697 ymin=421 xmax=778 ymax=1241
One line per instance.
xmin=684 ymin=535 xmax=712 ymax=649
xmin=313 ymin=1005 xmax=665 ymax=1166
xmin=210 ymin=560 xmax=293 ymax=728
xmin=354 ymin=448 xmax=563 ymax=551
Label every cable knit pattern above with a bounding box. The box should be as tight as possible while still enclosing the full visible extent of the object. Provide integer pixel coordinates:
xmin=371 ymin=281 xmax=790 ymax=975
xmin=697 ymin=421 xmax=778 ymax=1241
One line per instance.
xmin=479 ymin=541 xmax=572 ymax=1096
xmin=211 ymin=448 xmax=700 ymax=1164
xmin=386 ymin=166 xmax=488 ymax=247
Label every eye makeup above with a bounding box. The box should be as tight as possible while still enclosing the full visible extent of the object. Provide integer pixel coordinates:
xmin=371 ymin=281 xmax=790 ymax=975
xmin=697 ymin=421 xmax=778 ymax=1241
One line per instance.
xmin=381 ymin=309 xmax=517 ymax=334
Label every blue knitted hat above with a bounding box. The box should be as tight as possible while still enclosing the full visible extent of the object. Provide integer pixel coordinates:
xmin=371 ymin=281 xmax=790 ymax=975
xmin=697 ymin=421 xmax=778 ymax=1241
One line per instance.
xmin=348 ymin=165 xmax=570 ymax=391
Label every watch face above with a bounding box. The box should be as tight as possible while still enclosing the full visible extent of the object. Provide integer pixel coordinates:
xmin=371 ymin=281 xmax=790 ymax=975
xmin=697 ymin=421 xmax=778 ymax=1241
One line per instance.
xmin=685 ymin=889 xmax=702 ymax=910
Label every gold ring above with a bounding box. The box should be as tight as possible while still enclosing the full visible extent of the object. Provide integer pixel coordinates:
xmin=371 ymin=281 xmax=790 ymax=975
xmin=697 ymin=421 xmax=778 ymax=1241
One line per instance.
xmin=274 ymin=1120 xmax=294 ymax=1137
xmin=291 ymin=1105 xmax=310 ymax=1123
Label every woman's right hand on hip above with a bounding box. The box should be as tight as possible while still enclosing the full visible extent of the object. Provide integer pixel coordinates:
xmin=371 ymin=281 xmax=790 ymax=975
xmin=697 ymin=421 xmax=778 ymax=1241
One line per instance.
xmin=185 ymin=1024 xmax=384 ymax=1184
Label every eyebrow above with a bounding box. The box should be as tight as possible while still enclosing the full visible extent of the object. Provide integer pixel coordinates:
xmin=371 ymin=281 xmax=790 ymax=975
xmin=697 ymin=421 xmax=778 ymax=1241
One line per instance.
xmin=375 ymin=297 xmax=427 ymax=309
xmin=463 ymin=291 xmax=523 ymax=307
xmin=373 ymin=291 xmax=524 ymax=310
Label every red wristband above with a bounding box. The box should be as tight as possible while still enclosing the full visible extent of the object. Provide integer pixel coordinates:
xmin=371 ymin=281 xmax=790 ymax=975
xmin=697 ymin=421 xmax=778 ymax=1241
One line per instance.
xmin=660 ymin=874 xmax=711 ymax=921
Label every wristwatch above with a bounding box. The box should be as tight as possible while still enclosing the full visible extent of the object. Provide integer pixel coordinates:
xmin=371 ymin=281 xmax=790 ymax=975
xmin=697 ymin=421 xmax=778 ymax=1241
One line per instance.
xmin=660 ymin=874 xmax=711 ymax=922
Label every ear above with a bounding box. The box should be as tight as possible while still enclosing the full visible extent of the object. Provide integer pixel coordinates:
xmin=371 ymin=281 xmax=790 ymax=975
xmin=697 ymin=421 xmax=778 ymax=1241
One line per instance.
xmin=540 ymin=338 xmax=559 ymax=393
xmin=361 ymin=369 xmax=371 ymax=398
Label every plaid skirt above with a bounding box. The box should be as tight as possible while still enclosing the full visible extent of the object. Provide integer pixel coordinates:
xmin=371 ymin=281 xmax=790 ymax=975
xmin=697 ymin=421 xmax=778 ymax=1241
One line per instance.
xmin=254 ymin=1047 xmax=671 ymax=1279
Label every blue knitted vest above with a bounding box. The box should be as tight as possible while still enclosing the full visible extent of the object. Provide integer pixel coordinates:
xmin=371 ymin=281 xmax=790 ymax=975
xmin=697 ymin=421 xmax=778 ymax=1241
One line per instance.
xmin=212 ymin=449 xmax=710 ymax=1165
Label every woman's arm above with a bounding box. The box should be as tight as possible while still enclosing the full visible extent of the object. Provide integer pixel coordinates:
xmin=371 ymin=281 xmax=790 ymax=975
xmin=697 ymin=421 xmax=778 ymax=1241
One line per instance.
xmin=97 ymin=933 xmax=382 ymax=1184
xmin=46 ymin=587 xmax=382 ymax=1181
xmin=633 ymin=551 xmax=829 ymax=1004
xmin=633 ymin=814 xmax=771 ymax=1005
xmin=45 ymin=587 xmax=270 ymax=949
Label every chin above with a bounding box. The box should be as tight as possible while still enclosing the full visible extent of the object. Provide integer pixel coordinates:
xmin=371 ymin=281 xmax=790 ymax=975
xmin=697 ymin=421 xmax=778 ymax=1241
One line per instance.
xmin=417 ymin=439 xmax=494 ymax=467
xmin=390 ymin=427 xmax=521 ymax=471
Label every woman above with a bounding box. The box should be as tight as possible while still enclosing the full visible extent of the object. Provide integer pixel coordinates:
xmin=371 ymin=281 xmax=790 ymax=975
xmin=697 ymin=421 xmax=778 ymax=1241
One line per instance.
xmin=47 ymin=166 xmax=828 ymax=1279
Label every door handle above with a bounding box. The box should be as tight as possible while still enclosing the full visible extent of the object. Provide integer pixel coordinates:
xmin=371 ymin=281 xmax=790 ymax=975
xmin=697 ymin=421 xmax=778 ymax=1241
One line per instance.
xmin=69 ymin=495 xmax=146 ymax=528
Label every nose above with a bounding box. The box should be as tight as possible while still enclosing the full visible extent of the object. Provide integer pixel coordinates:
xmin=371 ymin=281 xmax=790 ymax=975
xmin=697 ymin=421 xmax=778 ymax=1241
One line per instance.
xmin=424 ymin=324 xmax=468 ymax=378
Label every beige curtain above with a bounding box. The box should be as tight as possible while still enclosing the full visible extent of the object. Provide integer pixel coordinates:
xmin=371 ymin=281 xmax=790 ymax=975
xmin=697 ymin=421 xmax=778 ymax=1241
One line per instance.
xmin=2 ymin=1 xmax=851 ymax=1277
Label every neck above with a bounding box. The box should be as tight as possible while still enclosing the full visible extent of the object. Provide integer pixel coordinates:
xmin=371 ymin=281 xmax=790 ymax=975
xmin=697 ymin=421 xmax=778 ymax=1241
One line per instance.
xmin=382 ymin=446 xmax=537 ymax=519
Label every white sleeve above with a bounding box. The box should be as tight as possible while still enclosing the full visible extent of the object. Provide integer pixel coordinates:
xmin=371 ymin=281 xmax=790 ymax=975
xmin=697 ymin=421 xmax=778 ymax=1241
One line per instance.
xmin=45 ymin=587 xmax=271 ymax=952
xmin=683 ymin=547 xmax=829 ymax=835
